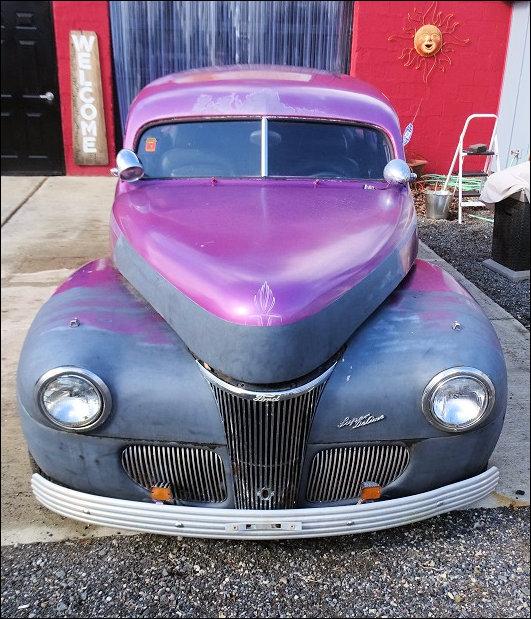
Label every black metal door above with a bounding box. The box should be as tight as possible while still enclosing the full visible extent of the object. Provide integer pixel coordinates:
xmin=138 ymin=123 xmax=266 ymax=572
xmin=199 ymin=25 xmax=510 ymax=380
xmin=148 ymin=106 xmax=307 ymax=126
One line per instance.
xmin=1 ymin=1 xmax=64 ymax=174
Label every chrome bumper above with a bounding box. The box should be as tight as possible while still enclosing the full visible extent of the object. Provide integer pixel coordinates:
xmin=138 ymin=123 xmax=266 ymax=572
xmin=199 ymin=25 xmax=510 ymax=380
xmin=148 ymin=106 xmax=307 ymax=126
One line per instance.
xmin=32 ymin=468 xmax=499 ymax=539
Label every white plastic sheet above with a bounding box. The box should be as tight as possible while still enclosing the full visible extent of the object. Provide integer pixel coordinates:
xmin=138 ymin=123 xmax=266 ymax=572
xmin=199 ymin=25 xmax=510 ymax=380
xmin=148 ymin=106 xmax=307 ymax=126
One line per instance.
xmin=480 ymin=161 xmax=530 ymax=205
xmin=109 ymin=1 xmax=354 ymax=133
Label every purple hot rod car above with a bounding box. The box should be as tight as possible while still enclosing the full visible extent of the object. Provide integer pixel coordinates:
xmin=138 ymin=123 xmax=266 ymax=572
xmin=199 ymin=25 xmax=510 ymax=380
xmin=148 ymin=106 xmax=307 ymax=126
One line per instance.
xmin=18 ymin=66 xmax=506 ymax=539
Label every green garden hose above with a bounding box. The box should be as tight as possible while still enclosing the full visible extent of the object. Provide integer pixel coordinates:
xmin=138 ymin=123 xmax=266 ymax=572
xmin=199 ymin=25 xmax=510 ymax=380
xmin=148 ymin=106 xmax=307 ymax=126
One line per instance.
xmin=419 ymin=173 xmax=484 ymax=192
xmin=468 ymin=213 xmax=494 ymax=223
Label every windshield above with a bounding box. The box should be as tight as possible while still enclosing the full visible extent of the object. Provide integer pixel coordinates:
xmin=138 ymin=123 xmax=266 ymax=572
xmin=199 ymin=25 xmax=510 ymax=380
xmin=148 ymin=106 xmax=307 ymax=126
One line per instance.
xmin=137 ymin=119 xmax=392 ymax=180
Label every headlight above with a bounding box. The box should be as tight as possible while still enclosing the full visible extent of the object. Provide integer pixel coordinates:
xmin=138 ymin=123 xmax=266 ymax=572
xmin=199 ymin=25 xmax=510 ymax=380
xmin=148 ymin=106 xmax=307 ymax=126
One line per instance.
xmin=422 ymin=367 xmax=495 ymax=432
xmin=35 ymin=367 xmax=111 ymax=431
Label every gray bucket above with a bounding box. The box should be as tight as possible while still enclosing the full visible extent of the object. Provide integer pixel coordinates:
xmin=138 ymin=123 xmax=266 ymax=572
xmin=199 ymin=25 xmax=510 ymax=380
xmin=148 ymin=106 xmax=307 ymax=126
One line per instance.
xmin=425 ymin=189 xmax=452 ymax=220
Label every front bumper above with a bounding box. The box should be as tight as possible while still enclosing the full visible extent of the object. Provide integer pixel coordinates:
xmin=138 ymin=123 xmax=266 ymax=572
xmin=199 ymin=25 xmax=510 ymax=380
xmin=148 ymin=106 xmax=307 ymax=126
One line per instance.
xmin=32 ymin=467 xmax=499 ymax=540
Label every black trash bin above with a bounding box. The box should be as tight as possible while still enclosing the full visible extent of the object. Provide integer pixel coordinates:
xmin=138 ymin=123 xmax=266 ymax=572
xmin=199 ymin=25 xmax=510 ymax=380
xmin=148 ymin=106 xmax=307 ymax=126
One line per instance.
xmin=491 ymin=190 xmax=530 ymax=272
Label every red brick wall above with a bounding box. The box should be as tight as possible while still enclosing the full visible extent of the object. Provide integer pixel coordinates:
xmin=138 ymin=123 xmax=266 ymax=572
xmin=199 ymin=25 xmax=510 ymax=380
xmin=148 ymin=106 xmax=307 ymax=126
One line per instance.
xmin=52 ymin=1 xmax=116 ymax=175
xmin=350 ymin=1 xmax=512 ymax=174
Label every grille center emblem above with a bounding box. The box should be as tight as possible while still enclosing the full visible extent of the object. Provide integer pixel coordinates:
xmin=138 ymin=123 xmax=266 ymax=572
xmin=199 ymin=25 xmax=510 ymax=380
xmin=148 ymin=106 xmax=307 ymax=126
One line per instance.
xmin=338 ymin=414 xmax=386 ymax=429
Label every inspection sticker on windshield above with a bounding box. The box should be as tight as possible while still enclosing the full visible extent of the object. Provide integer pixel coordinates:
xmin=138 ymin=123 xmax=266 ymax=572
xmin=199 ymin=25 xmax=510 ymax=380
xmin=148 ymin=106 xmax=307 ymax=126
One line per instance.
xmin=145 ymin=137 xmax=157 ymax=152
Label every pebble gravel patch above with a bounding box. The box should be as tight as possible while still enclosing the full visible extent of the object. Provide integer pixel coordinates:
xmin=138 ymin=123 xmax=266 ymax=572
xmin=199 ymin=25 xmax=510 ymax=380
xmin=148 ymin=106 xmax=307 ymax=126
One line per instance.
xmin=1 ymin=507 xmax=529 ymax=618
xmin=414 ymin=193 xmax=530 ymax=329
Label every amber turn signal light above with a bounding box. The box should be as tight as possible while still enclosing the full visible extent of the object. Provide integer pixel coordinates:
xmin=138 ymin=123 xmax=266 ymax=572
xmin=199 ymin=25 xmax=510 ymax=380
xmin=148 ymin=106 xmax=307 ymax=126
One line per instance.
xmin=150 ymin=485 xmax=173 ymax=502
xmin=360 ymin=482 xmax=382 ymax=501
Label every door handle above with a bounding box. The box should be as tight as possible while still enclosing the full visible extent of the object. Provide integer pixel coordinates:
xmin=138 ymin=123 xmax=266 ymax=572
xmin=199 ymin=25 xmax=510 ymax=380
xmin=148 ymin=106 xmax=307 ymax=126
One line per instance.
xmin=39 ymin=91 xmax=55 ymax=103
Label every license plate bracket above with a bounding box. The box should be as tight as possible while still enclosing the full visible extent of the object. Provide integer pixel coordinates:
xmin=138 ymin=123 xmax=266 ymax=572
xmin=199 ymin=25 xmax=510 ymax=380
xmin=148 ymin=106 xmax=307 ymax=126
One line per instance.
xmin=225 ymin=521 xmax=302 ymax=533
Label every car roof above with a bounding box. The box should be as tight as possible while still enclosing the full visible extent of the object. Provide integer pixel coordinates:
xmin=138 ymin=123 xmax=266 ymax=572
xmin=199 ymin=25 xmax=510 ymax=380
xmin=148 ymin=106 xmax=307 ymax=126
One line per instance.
xmin=123 ymin=65 xmax=403 ymax=155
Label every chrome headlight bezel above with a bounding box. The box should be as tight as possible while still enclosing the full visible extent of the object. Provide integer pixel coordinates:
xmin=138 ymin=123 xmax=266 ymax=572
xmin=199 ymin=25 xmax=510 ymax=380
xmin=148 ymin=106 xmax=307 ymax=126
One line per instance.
xmin=35 ymin=367 xmax=112 ymax=432
xmin=422 ymin=367 xmax=495 ymax=433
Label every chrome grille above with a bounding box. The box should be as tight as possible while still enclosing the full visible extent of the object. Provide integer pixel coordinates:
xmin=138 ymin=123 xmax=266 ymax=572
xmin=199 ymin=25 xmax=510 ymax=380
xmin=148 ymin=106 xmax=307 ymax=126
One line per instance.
xmin=122 ymin=444 xmax=226 ymax=503
xmin=202 ymin=365 xmax=333 ymax=510
xmin=306 ymin=444 xmax=410 ymax=503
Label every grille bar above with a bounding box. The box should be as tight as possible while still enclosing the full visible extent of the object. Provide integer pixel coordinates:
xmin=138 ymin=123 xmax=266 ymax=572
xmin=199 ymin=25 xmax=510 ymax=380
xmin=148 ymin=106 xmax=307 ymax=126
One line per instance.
xmin=122 ymin=445 xmax=227 ymax=503
xmin=306 ymin=444 xmax=410 ymax=503
xmin=203 ymin=365 xmax=333 ymax=510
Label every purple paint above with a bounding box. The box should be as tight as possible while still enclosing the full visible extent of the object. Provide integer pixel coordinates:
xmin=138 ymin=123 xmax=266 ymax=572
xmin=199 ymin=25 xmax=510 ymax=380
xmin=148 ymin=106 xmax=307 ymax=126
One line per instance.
xmin=123 ymin=66 xmax=404 ymax=158
xmin=111 ymin=66 xmax=417 ymax=327
xmin=54 ymin=259 xmax=174 ymax=345
xmin=55 ymin=259 xmax=120 ymax=293
xmin=401 ymin=260 xmax=473 ymax=297
xmin=112 ymin=178 xmax=416 ymax=325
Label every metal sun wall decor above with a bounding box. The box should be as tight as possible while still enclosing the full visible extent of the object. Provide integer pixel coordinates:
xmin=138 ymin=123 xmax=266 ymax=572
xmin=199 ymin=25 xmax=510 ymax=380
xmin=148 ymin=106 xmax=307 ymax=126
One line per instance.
xmin=388 ymin=2 xmax=470 ymax=83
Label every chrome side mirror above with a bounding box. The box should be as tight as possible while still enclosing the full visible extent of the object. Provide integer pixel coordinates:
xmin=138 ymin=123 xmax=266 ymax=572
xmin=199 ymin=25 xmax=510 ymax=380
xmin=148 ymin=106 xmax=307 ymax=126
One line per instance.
xmin=112 ymin=149 xmax=144 ymax=182
xmin=383 ymin=159 xmax=416 ymax=185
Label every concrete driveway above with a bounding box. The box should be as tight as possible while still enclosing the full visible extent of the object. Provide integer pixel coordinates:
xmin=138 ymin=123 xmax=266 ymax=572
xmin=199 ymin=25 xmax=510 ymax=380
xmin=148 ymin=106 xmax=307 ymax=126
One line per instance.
xmin=1 ymin=176 xmax=125 ymax=545
xmin=1 ymin=176 xmax=529 ymax=546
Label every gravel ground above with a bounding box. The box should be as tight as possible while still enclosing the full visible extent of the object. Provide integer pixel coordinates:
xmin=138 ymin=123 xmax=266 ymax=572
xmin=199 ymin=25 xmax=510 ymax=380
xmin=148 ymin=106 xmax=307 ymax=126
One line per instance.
xmin=1 ymin=507 xmax=529 ymax=618
xmin=414 ymin=191 xmax=530 ymax=329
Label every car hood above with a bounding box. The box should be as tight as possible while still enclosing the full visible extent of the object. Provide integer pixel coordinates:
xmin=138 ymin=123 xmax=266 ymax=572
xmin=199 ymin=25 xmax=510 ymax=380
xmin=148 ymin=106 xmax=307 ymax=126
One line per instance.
xmin=112 ymin=178 xmax=417 ymax=383
xmin=113 ymin=179 xmax=414 ymax=324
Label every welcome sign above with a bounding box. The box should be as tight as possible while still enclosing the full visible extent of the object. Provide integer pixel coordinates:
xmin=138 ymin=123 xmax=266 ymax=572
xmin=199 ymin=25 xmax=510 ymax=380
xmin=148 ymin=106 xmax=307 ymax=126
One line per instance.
xmin=70 ymin=30 xmax=108 ymax=165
